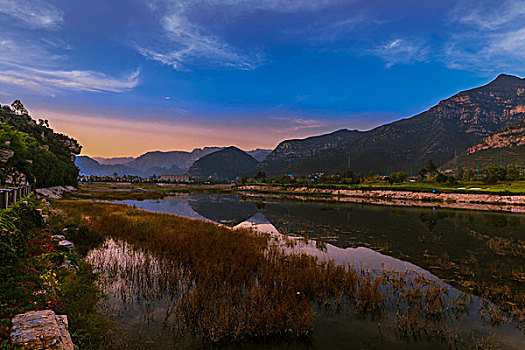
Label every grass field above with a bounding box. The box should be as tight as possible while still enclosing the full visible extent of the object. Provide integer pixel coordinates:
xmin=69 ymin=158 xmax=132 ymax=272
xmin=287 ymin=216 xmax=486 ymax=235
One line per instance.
xmin=76 ymin=180 xmax=525 ymax=200
xmin=251 ymin=180 xmax=525 ymax=195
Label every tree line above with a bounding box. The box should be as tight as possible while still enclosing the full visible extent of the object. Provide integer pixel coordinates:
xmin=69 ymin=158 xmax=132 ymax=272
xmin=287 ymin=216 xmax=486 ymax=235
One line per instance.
xmin=0 ymin=101 xmax=81 ymax=188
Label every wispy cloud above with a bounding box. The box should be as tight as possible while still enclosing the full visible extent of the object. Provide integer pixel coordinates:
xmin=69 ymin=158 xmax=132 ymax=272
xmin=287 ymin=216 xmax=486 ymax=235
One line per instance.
xmin=0 ymin=35 xmax=140 ymax=93
xmin=269 ymin=116 xmax=322 ymax=134
xmin=0 ymin=65 xmax=140 ymax=93
xmin=136 ymin=0 xmax=348 ymax=70
xmin=453 ymin=0 xmax=525 ymax=30
xmin=0 ymin=0 xmax=63 ymax=30
xmin=445 ymin=0 xmax=525 ymax=74
xmin=290 ymin=15 xmax=365 ymax=44
xmin=136 ymin=1 xmax=267 ymax=70
xmin=371 ymin=38 xmax=430 ymax=68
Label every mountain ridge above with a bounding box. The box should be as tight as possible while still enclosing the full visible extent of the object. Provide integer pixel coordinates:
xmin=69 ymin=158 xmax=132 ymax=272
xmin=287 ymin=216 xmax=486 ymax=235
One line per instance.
xmin=256 ymin=74 xmax=525 ymax=177
xmin=77 ymin=147 xmax=271 ymax=177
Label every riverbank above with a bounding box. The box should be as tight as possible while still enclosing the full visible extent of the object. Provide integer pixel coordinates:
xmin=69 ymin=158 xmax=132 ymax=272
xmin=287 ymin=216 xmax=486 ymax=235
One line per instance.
xmin=71 ymin=182 xmax=525 ymax=213
xmin=238 ymin=185 xmax=525 ymax=213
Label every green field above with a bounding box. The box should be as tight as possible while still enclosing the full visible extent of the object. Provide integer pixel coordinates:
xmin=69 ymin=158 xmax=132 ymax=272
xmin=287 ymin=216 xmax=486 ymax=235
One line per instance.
xmin=253 ymin=180 xmax=525 ymax=195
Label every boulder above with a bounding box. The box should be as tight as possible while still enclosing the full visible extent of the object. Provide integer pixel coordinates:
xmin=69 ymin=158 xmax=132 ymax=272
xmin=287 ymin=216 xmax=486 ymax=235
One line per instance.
xmin=10 ymin=310 xmax=74 ymax=350
xmin=58 ymin=240 xmax=74 ymax=250
xmin=0 ymin=148 xmax=15 ymax=163
xmin=35 ymin=186 xmax=76 ymax=199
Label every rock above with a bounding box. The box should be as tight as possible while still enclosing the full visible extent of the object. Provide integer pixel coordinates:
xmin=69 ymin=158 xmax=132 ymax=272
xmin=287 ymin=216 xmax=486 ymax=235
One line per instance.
xmin=10 ymin=310 xmax=74 ymax=350
xmin=60 ymin=259 xmax=76 ymax=270
xmin=0 ymin=148 xmax=15 ymax=163
xmin=58 ymin=240 xmax=74 ymax=249
xmin=51 ymin=235 xmax=66 ymax=241
xmin=35 ymin=186 xmax=76 ymax=199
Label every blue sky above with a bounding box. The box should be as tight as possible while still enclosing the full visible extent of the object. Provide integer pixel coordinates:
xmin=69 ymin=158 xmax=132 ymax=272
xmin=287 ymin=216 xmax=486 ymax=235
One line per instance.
xmin=0 ymin=0 xmax=524 ymax=156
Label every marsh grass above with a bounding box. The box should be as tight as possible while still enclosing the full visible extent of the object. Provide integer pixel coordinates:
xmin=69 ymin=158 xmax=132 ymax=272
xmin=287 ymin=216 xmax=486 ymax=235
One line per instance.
xmin=70 ymin=183 xmax=235 ymax=201
xmin=54 ymin=200 xmax=515 ymax=347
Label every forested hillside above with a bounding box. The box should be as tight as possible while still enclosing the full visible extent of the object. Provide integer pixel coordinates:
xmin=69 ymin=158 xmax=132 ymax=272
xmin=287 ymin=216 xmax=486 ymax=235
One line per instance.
xmin=0 ymin=101 xmax=81 ymax=188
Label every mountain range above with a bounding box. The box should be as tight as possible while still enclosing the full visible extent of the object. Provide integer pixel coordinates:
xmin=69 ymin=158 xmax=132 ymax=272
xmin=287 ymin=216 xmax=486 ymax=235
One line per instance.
xmin=255 ymin=74 xmax=525 ymax=177
xmin=76 ymin=147 xmax=271 ymax=177
xmin=76 ymin=74 xmax=524 ymax=180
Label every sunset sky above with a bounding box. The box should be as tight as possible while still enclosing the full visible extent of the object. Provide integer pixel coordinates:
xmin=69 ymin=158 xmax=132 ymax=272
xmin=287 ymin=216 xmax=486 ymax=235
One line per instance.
xmin=0 ymin=0 xmax=524 ymax=157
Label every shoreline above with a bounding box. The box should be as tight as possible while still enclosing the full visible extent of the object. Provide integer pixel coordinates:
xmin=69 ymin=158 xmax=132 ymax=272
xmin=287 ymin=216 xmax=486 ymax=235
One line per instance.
xmin=238 ymin=185 xmax=525 ymax=213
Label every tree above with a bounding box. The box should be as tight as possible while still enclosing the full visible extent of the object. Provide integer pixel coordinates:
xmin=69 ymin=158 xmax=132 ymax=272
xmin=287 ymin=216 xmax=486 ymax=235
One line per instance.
xmin=506 ymin=166 xmax=520 ymax=181
xmin=254 ymin=171 xmax=267 ymax=183
xmin=484 ymin=166 xmax=507 ymax=184
xmin=419 ymin=168 xmax=428 ymax=181
xmin=426 ymin=160 xmax=438 ymax=175
xmin=390 ymin=171 xmax=407 ymax=183
xmin=11 ymin=100 xmax=28 ymax=115
xmin=435 ymin=173 xmax=447 ymax=183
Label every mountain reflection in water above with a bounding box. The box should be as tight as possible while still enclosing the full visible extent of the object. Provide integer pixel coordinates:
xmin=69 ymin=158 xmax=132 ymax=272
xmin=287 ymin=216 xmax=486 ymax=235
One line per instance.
xmin=118 ymin=194 xmax=430 ymax=275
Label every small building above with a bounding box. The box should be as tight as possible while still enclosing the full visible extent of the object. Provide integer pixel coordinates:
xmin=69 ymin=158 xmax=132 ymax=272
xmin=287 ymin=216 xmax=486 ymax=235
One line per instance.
xmin=159 ymin=173 xmax=189 ymax=182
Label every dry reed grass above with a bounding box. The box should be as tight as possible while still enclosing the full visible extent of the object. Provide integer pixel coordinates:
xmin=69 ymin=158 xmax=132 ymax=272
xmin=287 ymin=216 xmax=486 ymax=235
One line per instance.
xmin=54 ymin=200 xmax=512 ymax=347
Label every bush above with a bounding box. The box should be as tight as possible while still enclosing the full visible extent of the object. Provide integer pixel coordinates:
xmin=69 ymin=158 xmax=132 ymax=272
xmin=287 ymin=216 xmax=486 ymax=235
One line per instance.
xmin=389 ymin=171 xmax=407 ymax=183
xmin=484 ymin=166 xmax=507 ymax=184
xmin=0 ymin=196 xmax=41 ymax=267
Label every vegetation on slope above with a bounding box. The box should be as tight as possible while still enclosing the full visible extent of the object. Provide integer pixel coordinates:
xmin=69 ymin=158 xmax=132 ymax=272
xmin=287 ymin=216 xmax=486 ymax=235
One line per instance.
xmin=0 ymin=101 xmax=81 ymax=187
xmin=0 ymin=196 xmax=109 ymax=349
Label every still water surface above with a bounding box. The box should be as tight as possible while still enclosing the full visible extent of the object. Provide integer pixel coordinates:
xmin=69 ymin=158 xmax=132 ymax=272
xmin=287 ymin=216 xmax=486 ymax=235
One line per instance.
xmin=88 ymin=193 xmax=525 ymax=349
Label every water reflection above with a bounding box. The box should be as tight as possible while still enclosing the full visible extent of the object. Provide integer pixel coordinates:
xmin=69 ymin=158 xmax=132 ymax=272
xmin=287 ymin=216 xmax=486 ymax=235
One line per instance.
xmin=107 ymin=194 xmax=524 ymax=349
xmin=188 ymin=193 xmax=258 ymax=227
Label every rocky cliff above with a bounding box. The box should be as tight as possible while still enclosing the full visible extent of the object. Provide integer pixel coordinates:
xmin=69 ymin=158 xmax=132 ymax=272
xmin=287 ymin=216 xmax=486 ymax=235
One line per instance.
xmin=257 ymin=74 xmax=525 ymax=177
xmin=444 ymin=119 xmax=525 ymax=171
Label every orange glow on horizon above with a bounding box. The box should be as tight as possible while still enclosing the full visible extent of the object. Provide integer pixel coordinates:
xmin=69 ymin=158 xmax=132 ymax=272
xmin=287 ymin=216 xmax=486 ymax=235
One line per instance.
xmin=38 ymin=110 xmax=283 ymax=157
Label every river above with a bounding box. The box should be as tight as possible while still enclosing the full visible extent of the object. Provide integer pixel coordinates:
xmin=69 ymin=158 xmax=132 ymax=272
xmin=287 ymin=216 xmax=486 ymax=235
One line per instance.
xmin=86 ymin=193 xmax=525 ymax=349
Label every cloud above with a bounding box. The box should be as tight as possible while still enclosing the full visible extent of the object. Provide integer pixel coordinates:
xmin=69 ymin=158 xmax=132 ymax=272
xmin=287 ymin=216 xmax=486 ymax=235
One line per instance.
xmin=148 ymin=0 xmax=344 ymax=14
xmin=371 ymin=38 xmax=430 ymax=68
xmin=0 ymin=66 xmax=140 ymax=93
xmin=290 ymin=15 xmax=365 ymax=44
xmin=269 ymin=116 xmax=322 ymax=134
xmin=0 ymin=33 xmax=140 ymax=93
xmin=445 ymin=0 xmax=525 ymax=74
xmin=136 ymin=0 xmax=348 ymax=70
xmin=453 ymin=0 xmax=525 ymax=30
xmin=135 ymin=3 xmax=266 ymax=70
xmin=0 ymin=0 xmax=63 ymax=29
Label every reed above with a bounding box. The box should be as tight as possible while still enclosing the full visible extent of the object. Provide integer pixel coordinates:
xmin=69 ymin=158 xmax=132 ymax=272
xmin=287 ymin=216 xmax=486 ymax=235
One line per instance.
xmin=54 ymin=200 xmax=516 ymax=346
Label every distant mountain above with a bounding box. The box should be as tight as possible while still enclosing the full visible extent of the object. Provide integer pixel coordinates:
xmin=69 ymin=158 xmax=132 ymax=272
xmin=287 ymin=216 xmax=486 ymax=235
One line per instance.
xmin=75 ymin=156 xmax=145 ymax=177
xmin=92 ymin=156 xmax=133 ymax=165
xmin=246 ymin=148 xmax=272 ymax=162
xmin=444 ymin=119 xmax=525 ymax=171
xmin=80 ymin=146 xmax=272 ymax=178
xmin=257 ymin=74 xmax=525 ymax=177
xmin=127 ymin=147 xmax=223 ymax=173
xmin=189 ymin=146 xmax=259 ymax=180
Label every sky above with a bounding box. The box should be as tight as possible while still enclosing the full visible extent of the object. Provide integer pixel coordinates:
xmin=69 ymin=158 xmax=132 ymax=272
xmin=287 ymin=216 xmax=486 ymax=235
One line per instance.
xmin=0 ymin=0 xmax=524 ymax=157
